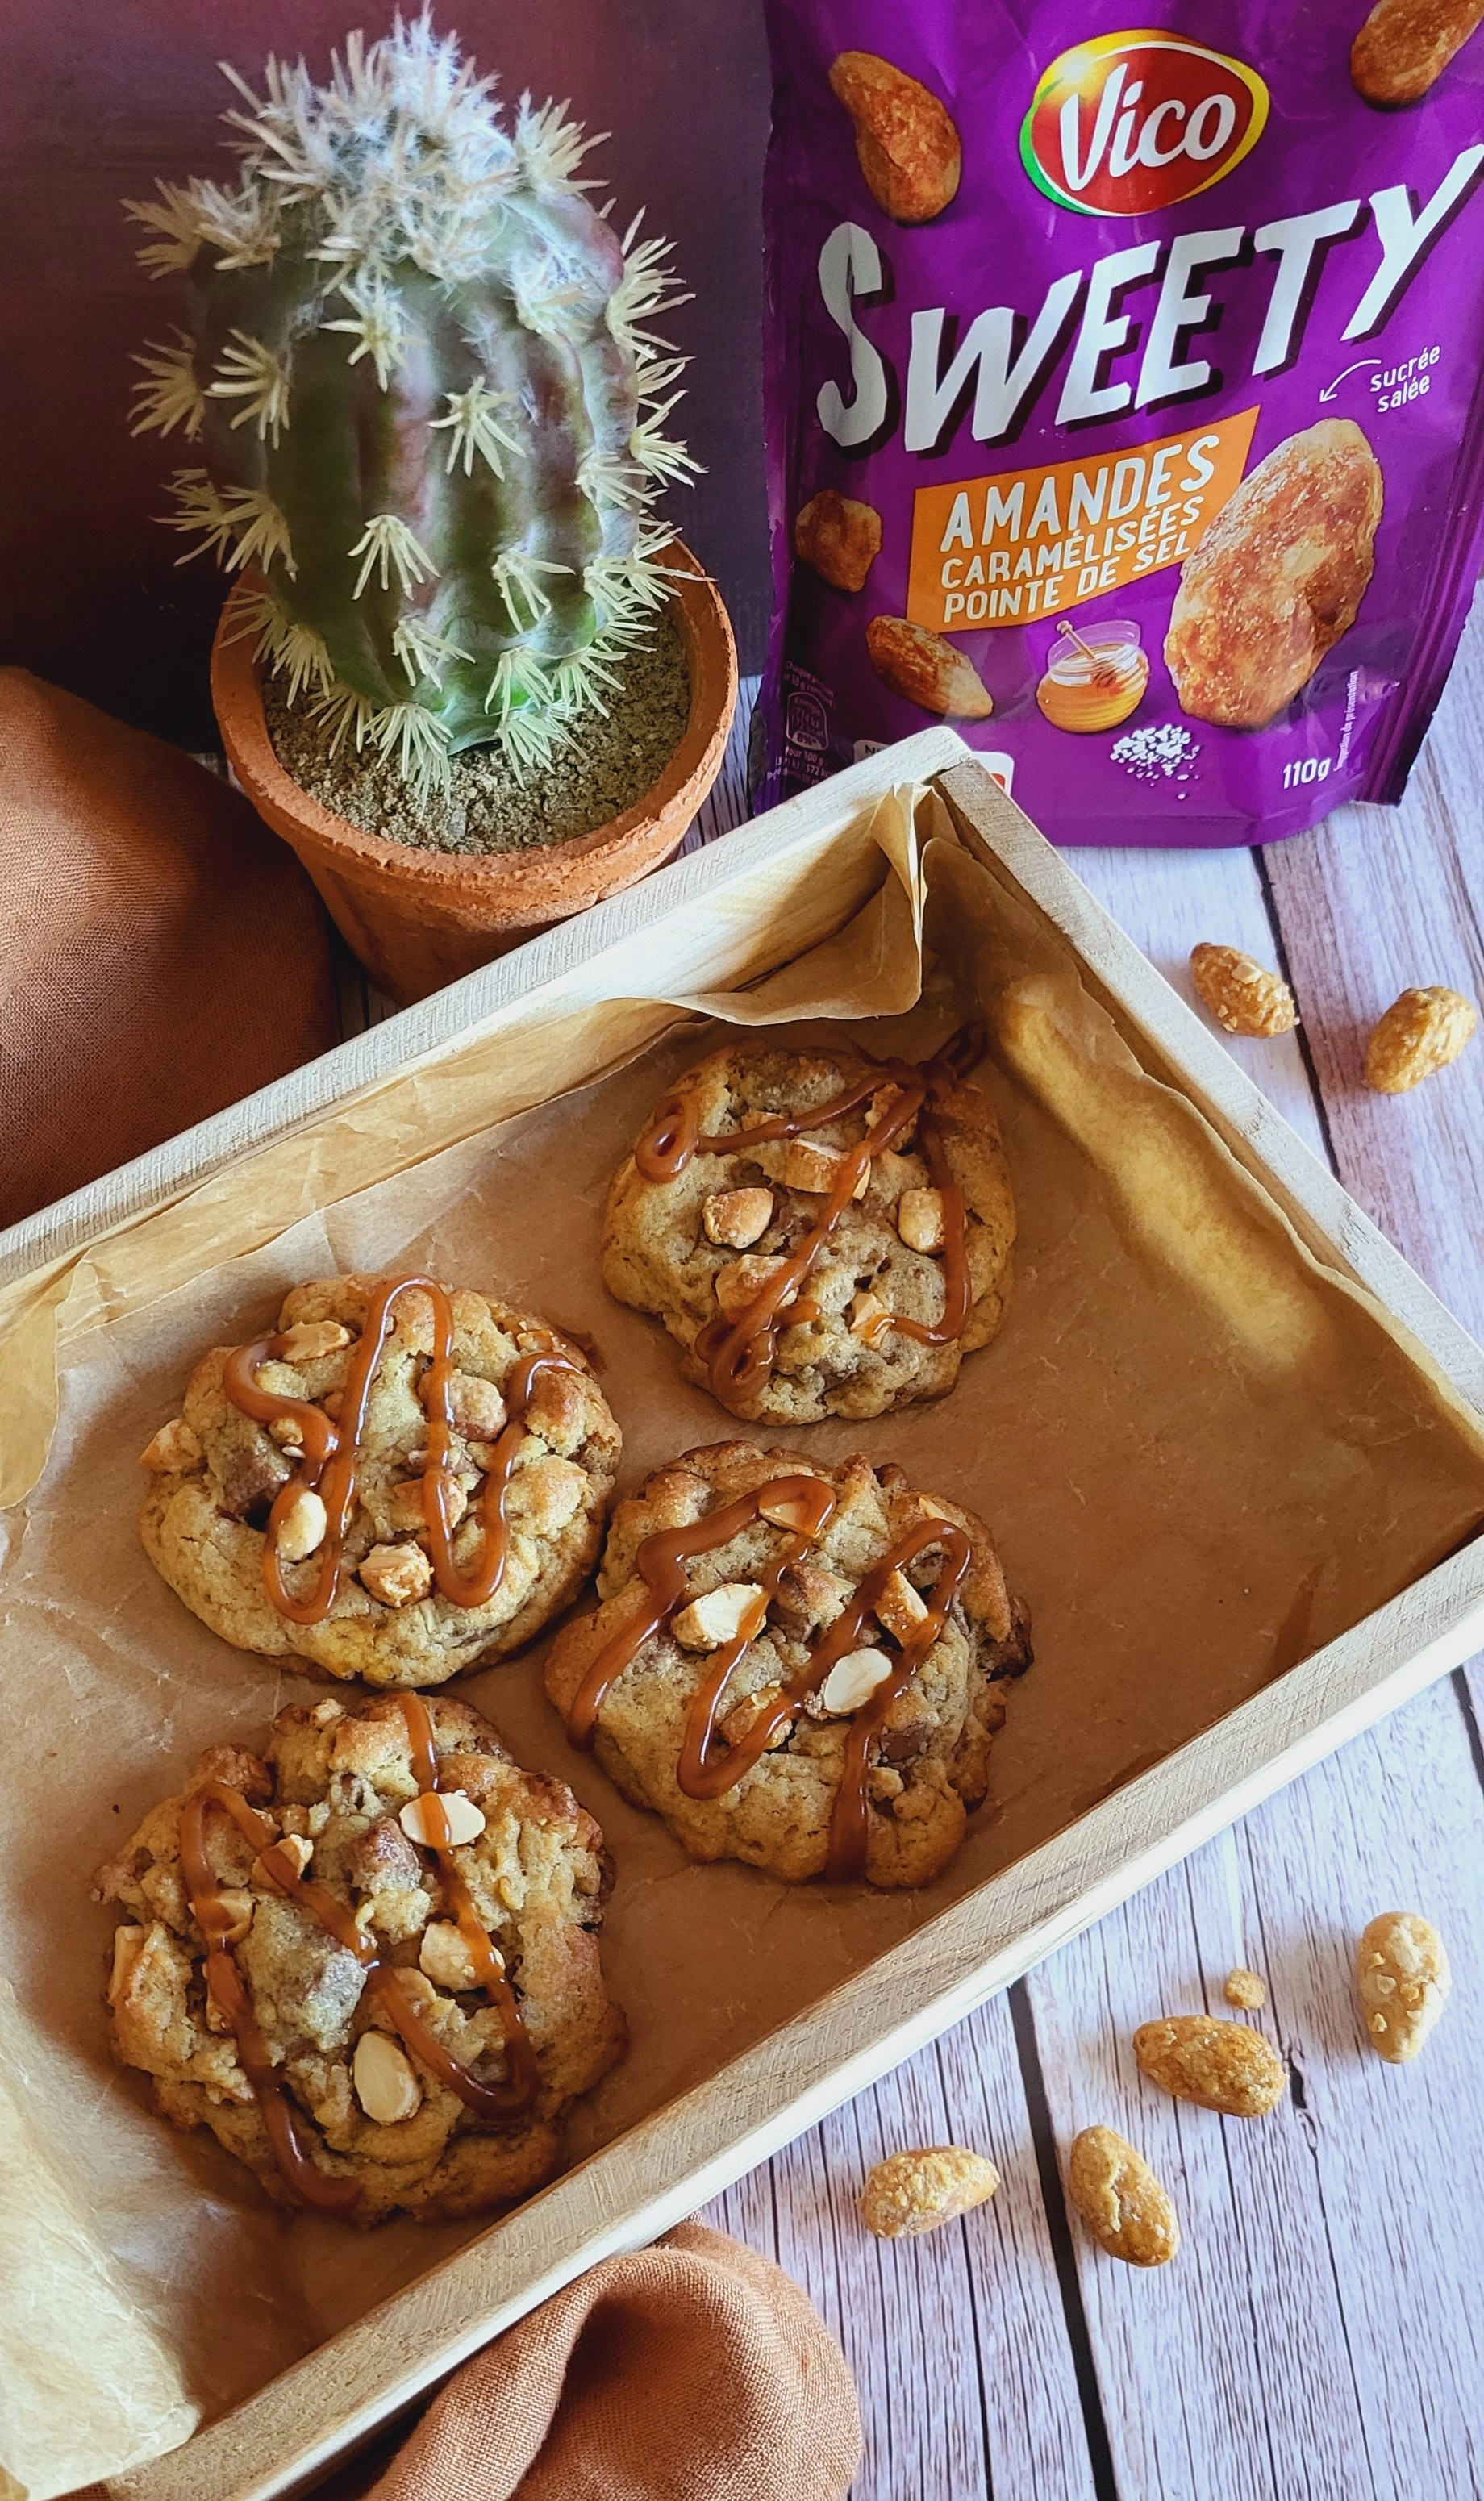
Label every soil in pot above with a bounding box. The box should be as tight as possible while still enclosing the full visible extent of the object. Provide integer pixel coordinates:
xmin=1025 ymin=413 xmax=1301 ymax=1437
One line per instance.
xmin=262 ymin=616 xmax=691 ymax=857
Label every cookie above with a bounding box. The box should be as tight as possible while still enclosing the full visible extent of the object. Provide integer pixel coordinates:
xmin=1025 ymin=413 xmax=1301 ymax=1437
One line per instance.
xmin=601 ymin=1029 xmax=1015 ymax=1424
xmin=545 ymin=1444 xmax=1030 ymax=1888
xmin=140 ymin=1273 xmax=622 ymax=1686
xmin=1165 ymin=421 xmax=1383 ymax=729
xmin=94 ymin=1690 xmax=625 ymax=2223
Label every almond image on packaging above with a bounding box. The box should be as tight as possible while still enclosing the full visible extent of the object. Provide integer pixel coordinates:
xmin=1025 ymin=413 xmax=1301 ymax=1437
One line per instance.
xmin=1352 ymin=0 xmax=1484 ymax=102
xmin=866 ymin=615 xmax=993 ymax=719
xmin=828 ymin=51 xmax=961 ymax=224
xmin=795 ymin=489 xmax=882 ymax=594
xmin=1164 ymin=420 xmax=1383 ymax=729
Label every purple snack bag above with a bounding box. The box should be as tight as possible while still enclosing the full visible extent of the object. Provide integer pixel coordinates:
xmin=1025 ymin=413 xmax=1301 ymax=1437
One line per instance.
xmin=758 ymin=1 xmax=1484 ymax=843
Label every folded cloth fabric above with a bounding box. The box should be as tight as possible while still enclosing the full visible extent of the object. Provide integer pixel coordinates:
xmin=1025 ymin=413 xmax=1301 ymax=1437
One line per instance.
xmin=0 ymin=667 xmax=338 ymax=1234
xmin=363 ymin=2223 xmax=863 ymax=2501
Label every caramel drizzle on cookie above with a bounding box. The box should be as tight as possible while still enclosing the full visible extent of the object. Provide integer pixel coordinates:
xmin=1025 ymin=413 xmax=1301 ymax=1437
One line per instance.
xmin=564 ymin=1474 xmax=972 ymax=1882
xmin=222 ymin=1274 xmax=584 ymax=1626
xmin=177 ymin=1695 xmax=540 ymax=2212
xmin=633 ymin=1029 xmax=982 ymax=1411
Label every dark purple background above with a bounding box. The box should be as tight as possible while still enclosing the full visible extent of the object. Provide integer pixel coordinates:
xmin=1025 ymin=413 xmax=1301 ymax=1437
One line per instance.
xmin=0 ymin=2 xmax=773 ymax=744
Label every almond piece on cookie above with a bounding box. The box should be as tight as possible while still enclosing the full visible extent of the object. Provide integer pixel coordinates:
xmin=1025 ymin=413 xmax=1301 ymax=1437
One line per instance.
xmin=672 ymin=1582 xmax=766 ymax=1652
xmin=398 ymin=1788 xmax=486 ymax=1848
xmin=419 ymin=1921 xmax=491 ymax=1991
xmin=359 ymin=1542 xmax=434 ymax=1608
xmin=715 ymin=1254 xmax=794 ymax=1320
xmin=874 ymin=1566 xmax=928 ymax=1644
xmin=896 ymin=1188 xmax=945 ymax=1253
xmin=352 ymin=2031 xmax=423 ymax=2124
xmin=849 ymin=1287 xmax=891 ymax=1346
xmin=702 ymin=1187 xmax=774 ymax=1249
xmin=275 ymin=1487 xmax=328 ymax=1563
xmin=817 ymin=1645 xmax=894 ymax=1715
xmin=140 ymin=1419 xmax=203 ymax=1474
xmin=782 ymin=1138 xmax=869 ymax=1198
xmin=278 ymin=1319 xmax=355 ymax=1363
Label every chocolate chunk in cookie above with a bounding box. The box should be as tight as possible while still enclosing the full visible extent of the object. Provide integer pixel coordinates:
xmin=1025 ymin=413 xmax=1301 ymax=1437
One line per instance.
xmin=95 ymin=1690 xmax=625 ymax=2224
xmin=139 ymin=1273 xmax=622 ymax=1687
xmin=545 ymin=1443 xmax=1031 ymax=1888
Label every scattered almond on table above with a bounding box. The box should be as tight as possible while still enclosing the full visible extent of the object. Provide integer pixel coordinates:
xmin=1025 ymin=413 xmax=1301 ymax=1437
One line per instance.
xmin=1189 ymin=943 xmax=1298 ymax=1038
xmin=862 ymin=1918 xmax=1443 ymax=2266
xmin=859 ymin=2145 xmax=1000 ymax=2237
xmin=1132 ymin=2013 xmax=1287 ymax=2116
xmin=1356 ymin=1911 xmax=1451 ymax=2063
xmin=1067 ymin=2126 xmax=1179 ymax=2267
xmin=1364 ymin=986 xmax=1477 ymax=1092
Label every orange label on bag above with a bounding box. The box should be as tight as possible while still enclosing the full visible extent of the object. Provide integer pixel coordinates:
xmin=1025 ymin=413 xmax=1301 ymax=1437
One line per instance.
xmin=906 ymin=406 xmax=1259 ymax=634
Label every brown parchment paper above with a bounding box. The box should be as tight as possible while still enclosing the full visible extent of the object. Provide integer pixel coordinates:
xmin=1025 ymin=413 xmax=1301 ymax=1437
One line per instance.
xmin=4 ymin=786 xmax=1484 ymax=2495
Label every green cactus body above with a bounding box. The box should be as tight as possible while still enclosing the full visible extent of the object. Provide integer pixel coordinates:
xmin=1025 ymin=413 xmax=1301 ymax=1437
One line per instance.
xmin=127 ymin=18 xmax=695 ymax=794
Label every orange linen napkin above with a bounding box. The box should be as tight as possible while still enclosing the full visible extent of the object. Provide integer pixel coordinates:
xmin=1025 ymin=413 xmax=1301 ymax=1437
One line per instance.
xmin=0 ymin=668 xmax=338 ymax=1234
xmin=361 ymin=2224 xmax=863 ymax=2501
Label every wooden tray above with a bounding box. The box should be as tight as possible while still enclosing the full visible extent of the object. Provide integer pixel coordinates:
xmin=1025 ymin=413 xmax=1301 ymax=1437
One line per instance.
xmin=5 ymin=729 xmax=1483 ymax=2501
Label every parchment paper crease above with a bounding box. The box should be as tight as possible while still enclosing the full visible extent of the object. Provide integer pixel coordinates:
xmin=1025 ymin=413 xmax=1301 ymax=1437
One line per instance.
xmin=2 ymin=786 xmax=1482 ymax=2495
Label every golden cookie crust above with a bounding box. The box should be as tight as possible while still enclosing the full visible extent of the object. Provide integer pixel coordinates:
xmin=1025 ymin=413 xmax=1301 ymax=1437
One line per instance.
xmin=94 ymin=1692 xmax=626 ymax=2224
xmin=1165 ymin=420 xmax=1383 ymax=729
xmin=601 ymin=1041 xmax=1015 ymax=1424
xmin=140 ymin=1274 xmax=622 ymax=1686
xmin=544 ymin=1443 xmax=1031 ymax=1888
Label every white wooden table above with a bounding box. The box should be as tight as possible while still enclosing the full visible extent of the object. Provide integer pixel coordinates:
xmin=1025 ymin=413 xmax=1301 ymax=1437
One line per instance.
xmin=338 ymin=609 xmax=1484 ymax=2501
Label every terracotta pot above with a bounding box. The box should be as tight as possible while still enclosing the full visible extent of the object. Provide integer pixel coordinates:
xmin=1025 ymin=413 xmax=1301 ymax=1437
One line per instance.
xmin=211 ymin=541 xmax=738 ymax=1005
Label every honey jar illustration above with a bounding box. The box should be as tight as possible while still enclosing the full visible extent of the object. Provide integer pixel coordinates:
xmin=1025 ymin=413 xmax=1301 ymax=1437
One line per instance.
xmin=1036 ymin=619 xmax=1148 ymax=732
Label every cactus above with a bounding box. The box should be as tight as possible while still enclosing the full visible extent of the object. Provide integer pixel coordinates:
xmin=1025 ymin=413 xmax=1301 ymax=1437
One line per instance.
xmin=125 ymin=13 xmax=696 ymax=798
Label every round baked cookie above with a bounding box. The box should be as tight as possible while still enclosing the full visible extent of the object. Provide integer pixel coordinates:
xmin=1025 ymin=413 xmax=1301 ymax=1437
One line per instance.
xmin=544 ymin=1443 xmax=1031 ymax=1888
xmin=600 ymin=1036 xmax=1015 ymax=1423
xmin=139 ymin=1273 xmax=622 ymax=1687
xmin=94 ymin=1690 xmax=626 ymax=2224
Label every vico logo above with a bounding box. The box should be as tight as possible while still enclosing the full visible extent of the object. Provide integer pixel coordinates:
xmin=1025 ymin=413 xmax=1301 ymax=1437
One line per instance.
xmin=1021 ymin=31 xmax=1269 ymax=217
